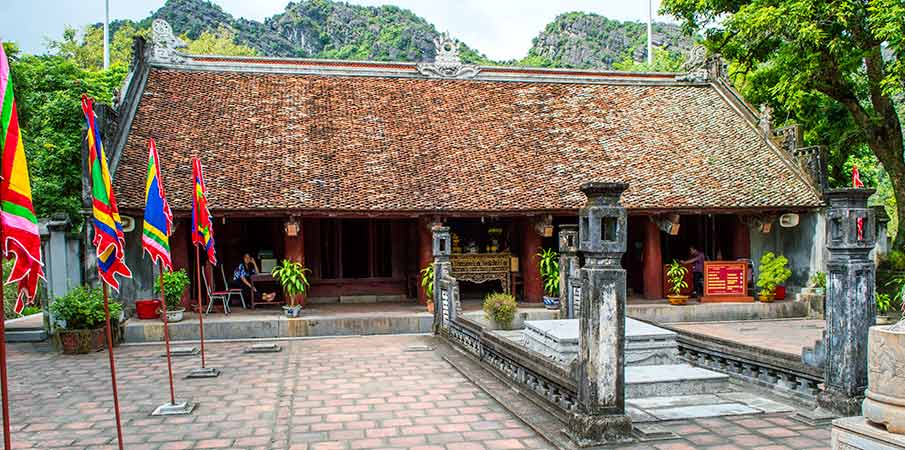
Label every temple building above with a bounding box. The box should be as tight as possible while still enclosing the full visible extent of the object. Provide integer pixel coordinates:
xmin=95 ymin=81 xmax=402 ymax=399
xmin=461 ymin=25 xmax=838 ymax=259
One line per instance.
xmin=94 ymin=20 xmax=828 ymax=307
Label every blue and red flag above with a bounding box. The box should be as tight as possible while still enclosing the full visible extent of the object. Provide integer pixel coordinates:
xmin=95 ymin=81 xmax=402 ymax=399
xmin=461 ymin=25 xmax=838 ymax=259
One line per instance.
xmin=142 ymin=138 xmax=173 ymax=270
xmin=191 ymin=158 xmax=216 ymax=265
xmin=82 ymin=95 xmax=132 ymax=289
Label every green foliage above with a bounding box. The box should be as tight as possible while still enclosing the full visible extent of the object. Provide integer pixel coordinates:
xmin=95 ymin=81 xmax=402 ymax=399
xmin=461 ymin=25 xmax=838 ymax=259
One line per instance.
xmin=661 ymin=0 xmax=905 ymax=249
xmin=1 ymin=260 xmax=42 ymax=318
xmin=536 ymin=249 xmax=560 ymax=297
xmin=877 ymin=292 xmax=892 ymax=314
xmin=182 ymin=26 xmax=257 ymax=56
xmin=666 ymin=260 xmax=689 ymax=296
xmin=271 ymin=260 xmax=310 ymax=306
xmin=19 ymin=305 xmax=41 ymax=316
xmin=50 ymin=286 xmax=121 ymax=330
xmin=888 ymin=273 xmax=905 ymax=313
xmin=419 ymin=263 xmax=434 ymax=301
xmin=756 ymin=252 xmax=792 ymax=296
xmin=154 ymin=269 xmax=190 ymax=310
xmin=612 ymin=47 xmax=684 ymax=72
xmin=809 ymin=272 xmax=826 ymax=289
xmin=47 ymin=22 xmax=147 ymax=70
xmin=482 ymin=292 xmax=517 ymax=329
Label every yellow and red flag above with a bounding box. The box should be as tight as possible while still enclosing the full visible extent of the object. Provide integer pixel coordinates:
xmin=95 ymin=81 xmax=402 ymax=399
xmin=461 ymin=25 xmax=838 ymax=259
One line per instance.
xmin=142 ymin=138 xmax=173 ymax=270
xmin=82 ymin=95 xmax=132 ymax=289
xmin=0 ymin=41 xmax=44 ymax=313
xmin=191 ymin=158 xmax=216 ymax=265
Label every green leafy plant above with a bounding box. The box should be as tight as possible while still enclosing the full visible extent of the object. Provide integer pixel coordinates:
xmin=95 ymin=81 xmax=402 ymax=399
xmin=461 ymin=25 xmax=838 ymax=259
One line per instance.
xmin=810 ymin=272 xmax=827 ymax=289
xmin=482 ymin=292 xmax=518 ymax=329
xmin=271 ymin=260 xmax=310 ymax=307
xmin=19 ymin=305 xmax=41 ymax=316
xmin=756 ymin=252 xmax=792 ymax=297
xmin=888 ymin=273 xmax=905 ymax=314
xmin=536 ymin=248 xmax=560 ymax=297
xmin=666 ymin=260 xmax=689 ymax=296
xmin=877 ymin=292 xmax=892 ymax=314
xmin=49 ymin=286 xmax=121 ymax=330
xmin=153 ymin=269 xmax=190 ymax=311
xmin=420 ymin=264 xmax=434 ymax=303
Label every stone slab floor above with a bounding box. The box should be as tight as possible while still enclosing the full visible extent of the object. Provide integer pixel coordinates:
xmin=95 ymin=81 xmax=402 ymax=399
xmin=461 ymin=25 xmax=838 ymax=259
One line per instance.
xmin=4 ymin=335 xmax=830 ymax=449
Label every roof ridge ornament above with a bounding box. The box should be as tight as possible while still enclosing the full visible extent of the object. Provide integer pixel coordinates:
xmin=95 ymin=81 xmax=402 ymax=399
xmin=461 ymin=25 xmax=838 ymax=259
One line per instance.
xmin=676 ymin=46 xmax=729 ymax=83
xmin=416 ymin=33 xmax=480 ymax=79
xmin=150 ymin=19 xmax=187 ymax=64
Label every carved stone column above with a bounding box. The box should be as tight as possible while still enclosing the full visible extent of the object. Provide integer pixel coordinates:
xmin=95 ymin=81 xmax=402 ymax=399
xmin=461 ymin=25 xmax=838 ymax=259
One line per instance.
xmin=569 ymin=182 xmax=632 ymax=445
xmin=558 ymin=225 xmax=580 ymax=318
xmin=432 ymin=226 xmax=458 ymax=333
xmin=817 ymin=188 xmax=877 ymax=416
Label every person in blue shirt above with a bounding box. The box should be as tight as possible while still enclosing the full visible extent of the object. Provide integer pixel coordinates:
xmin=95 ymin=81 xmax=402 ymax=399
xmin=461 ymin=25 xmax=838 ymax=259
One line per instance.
xmin=231 ymin=253 xmax=258 ymax=302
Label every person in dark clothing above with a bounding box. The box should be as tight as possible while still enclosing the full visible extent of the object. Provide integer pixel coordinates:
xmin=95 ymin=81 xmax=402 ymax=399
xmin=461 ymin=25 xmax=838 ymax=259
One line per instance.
xmin=231 ymin=253 xmax=258 ymax=303
xmin=682 ymin=245 xmax=706 ymax=297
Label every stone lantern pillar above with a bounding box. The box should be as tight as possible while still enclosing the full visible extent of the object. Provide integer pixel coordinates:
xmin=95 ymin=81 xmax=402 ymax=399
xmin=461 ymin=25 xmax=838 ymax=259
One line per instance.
xmin=559 ymin=224 xmax=580 ymax=319
xmin=432 ymin=226 xmax=458 ymax=333
xmin=569 ymin=182 xmax=632 ymax=445
xmin=818 ymin=188 xmax=877 ymax=416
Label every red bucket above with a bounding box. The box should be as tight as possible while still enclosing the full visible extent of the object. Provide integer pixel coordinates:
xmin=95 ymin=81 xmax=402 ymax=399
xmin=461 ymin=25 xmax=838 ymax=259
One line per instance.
xmin=135 ymin=299 xmax=161 ymax=320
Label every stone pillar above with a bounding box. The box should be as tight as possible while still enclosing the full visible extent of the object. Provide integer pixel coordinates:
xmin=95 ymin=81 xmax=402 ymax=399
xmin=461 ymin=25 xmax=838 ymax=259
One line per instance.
xmin=817 ymin=188 xmax=877 ymax=416
xmin=284 ymin=218 xmax=305 ymax=306
xmin=43 ymin=216 xmax=73 ymax=301
xmin=569 ymin=182 xmax=632 ymax=445
xmin=432 ymin=226 xmax=458 ymax=332
xmin=418 ymin=217 xmax=433 ymax=305
xmin=558 ymin=225 xmax=580 ymax=318
xmin=170 ymin=219 xmax=191 ymax=306
xmin=641 ymin=219 xmax=663 ymax=299
xmin=522 ymin=220 xmax=544 ymax=303
xmin=872 ymin=206 xmax=890 ymax=266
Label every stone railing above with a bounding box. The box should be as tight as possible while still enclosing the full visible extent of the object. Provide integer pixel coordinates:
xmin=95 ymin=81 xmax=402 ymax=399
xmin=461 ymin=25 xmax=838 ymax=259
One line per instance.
xmin=676 ymin=330 xmax=822 ymax=402
xmin=445 ymin=316 xmax=580 ymax=415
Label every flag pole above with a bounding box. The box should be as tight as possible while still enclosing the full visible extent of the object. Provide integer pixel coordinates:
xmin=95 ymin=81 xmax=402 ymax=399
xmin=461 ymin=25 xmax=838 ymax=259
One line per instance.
xmin=196 ymin=245 xmax=206 ymax=368
xmin=159 ymin=262 xmax=176 ymax=405
xmin=101 ymin=283 xmax=125 ymax=450
xmin=0 ymin=298 xmax=12 ymax=450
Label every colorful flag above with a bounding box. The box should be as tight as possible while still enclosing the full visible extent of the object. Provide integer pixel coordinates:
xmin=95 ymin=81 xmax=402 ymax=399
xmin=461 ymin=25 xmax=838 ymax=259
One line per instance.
xmin=852 ymin=165 xmax=864 ymax=188
xmin=0 ymin=42 xmax=44 ymax=313
xmin=142 ymin=138 xmax=173 ymax=270
xmin=82 ymin=95 xmax=132 ymax=289
xmin=191 ymin=158 xmax=216 ymax=265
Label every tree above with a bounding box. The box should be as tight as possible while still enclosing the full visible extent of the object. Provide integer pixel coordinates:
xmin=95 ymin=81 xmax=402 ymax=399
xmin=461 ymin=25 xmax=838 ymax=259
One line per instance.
xmin=662 ymin=0 xmax=905 ymax=249
xmin=47 ymin=22 xmax=146 ymax=70
xmin=612 ymin=47 xmax=684 ymax=72
xmin=182 ymin=26 xmax=257 ymax=56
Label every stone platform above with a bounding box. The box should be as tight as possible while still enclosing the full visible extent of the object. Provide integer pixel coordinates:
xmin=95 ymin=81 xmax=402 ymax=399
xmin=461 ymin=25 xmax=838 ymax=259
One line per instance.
xmin=3 ymin=313 xmax=46 ymax=342
xmin=832 ymin=416 xmax=905 ymax=449
xmin=524 ymin=318 xmax=678 ymax=366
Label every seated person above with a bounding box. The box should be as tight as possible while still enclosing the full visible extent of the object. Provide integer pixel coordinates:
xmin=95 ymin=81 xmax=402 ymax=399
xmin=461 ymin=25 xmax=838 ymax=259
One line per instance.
xmin=231 ymin=253 xmax=259 ymax=302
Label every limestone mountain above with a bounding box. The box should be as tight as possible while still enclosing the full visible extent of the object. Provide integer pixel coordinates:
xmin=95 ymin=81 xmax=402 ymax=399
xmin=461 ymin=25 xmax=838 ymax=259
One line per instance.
xmin=112 ymin=0 xmax=489 ymax=63
xmin=523 ymin=12 xmax=695 ymax=69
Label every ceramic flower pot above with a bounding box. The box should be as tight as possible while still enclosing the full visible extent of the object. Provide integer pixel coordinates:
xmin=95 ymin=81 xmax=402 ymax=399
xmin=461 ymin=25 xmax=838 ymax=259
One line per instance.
xmin=543 ymin=296 xmax=560 ymax=310
xmin=667 ymin=295 xmax=688 ymax=306
xmin=55 ymin=328 xmax=106 ymax=354
xmin=864 ymin=325 xmax=905 ymax=433
xmin=759 ymin=292 xmax=775 ymax=303
xmin=164 ymin=308 xmax=185 ymax=323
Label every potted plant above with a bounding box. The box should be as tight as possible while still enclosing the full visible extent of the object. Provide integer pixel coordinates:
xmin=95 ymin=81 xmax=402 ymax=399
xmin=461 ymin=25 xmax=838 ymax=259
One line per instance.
xmin=50 ymin=286 xmax=123 ymax=354
xmin=666 ymin=260 xmax=689 ymax=306
xmin=420 ymin=263 xmax=434 ymax=313
xmin=537 ymin=248 xmax=560 ymax=310
xmin=154 ymin=269 xmax=190 ymax=322
xmin=756 ymin=252 xmax=792 ymax=302
xmin=271 ymin=259 xmax=310 ymax=318
xmin=877 ymin=292 xmax=895 ymax=325
xmin=482 ymin=292 xmax=517 ymax=330
xmin=809 ymin=272 xmax=826 ymax=296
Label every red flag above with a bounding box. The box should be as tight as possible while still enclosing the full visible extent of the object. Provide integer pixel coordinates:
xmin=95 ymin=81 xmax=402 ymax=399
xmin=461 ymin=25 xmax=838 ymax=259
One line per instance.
xmin=852 ymin=165 xmax=864 ymax=188
xmin=191 ymin=158 xmax=216 ymax=265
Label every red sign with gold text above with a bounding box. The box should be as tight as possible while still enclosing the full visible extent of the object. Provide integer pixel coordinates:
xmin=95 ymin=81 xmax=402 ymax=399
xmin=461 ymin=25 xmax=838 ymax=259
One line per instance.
xmin=702 ymin=261 xmax=753 ymax=302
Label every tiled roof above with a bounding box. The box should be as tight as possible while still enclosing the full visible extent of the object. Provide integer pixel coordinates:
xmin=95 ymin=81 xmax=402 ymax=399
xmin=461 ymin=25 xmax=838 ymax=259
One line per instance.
xmin=113 ymin=68 xmax=822 ymax=212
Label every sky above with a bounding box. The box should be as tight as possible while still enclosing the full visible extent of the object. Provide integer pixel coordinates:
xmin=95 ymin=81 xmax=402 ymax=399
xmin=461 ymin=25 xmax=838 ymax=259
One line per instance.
xmin=1 ymin=0 xmax=673 ymax=61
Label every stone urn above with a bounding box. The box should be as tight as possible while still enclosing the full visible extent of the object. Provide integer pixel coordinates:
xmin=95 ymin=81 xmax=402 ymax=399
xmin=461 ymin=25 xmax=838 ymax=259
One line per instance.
xmin=863 ymin=324 xmax=905 ymax=433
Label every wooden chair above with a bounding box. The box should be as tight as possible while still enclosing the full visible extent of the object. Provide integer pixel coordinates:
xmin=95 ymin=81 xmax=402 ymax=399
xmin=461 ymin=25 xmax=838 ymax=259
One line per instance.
xmin=220 ymin=265 xmax=246 ymax=309
xmin=202 ymin=269 xmax=230 ymax=315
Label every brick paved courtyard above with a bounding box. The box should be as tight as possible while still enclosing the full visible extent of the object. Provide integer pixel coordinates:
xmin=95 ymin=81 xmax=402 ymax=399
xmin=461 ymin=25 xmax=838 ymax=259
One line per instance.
xmin=4 ymin=335 xmax=830 ymax=449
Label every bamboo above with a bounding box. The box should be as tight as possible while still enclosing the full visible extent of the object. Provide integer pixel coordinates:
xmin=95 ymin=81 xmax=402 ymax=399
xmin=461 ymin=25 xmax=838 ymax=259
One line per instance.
xmin=102 ymin=284 xmax=124 ymax=450
xmin=158 ymin=263 xmax=176 ymax=405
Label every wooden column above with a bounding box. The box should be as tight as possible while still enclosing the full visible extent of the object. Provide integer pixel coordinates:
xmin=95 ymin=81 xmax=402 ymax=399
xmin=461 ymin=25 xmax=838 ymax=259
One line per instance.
xmin=417 ymin=217 xmax=433 ymax=305
xmin=732 ymin=217 xmax=751 ymax=259
xmin=642 ymin=219 xmax=663 ymax=299
xmin=522 ymin=219 xmax=544 ymax=303
xmin=284 ymin=219 xmax=306 ymax=306
xmin=170 ymin=219 xmax=191 ymax=306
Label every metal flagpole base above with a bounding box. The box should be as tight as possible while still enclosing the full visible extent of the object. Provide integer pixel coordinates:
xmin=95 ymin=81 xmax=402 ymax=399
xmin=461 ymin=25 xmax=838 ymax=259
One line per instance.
xmin=164 ymin=347 xmax=199 ymax=357
xmin=244 ymin=343 xmax=281 ymax=353
xmin=151 ymin=400 xmax=197 ymax=416
xmin=186 ymin=367 xmax=221 ymax=378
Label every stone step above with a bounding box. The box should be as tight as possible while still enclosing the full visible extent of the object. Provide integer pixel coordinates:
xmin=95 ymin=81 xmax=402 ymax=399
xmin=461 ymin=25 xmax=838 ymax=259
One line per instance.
xmin=5 ymin=329 xmax=47 ymax=342
xmin=626 ymin=364 xmax=733 ymax=398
